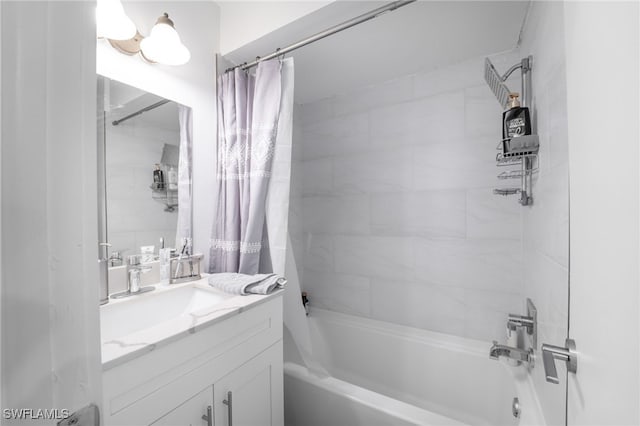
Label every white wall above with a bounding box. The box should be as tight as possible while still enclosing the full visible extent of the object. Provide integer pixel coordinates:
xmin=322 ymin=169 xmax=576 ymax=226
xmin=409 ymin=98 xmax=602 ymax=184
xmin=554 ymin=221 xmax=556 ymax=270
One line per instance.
xmin=98 ymin=1 xmax=220 ymax=268
xmin=1 ymin=0 xmax=102 ymax=418
xmin=515 ymin=2 xmax=570 ymax=425
xmin=291 ymin=54 xmax=525 ymax=341
xmin=565 ymin=1 xmax=639 ymax=424
xmin=218 ymin=1 xmax=331 ymax=55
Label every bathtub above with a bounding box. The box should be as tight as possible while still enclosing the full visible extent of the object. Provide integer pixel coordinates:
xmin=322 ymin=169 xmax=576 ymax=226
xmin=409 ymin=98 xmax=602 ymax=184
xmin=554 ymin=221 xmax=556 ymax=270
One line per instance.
xmin=284 ymin=308 xmax=545 ymax=426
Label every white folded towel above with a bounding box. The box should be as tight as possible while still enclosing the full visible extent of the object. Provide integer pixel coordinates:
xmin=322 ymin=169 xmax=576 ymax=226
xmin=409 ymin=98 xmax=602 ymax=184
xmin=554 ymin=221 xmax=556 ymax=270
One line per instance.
xmin=208 ymin=273 xmax=286 ymax=295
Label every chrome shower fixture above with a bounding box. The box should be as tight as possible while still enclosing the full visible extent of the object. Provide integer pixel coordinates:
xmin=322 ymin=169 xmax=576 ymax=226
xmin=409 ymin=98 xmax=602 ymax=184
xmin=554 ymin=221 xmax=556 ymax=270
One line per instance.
xmin=484 ymin=56 xmax=532 ymax=109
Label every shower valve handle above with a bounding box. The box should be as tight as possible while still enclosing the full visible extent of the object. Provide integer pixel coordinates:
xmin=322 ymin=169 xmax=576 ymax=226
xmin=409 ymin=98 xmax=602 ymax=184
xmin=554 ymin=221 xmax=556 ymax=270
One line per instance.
xmin=541 ymin=338 xmax=577 ymax=384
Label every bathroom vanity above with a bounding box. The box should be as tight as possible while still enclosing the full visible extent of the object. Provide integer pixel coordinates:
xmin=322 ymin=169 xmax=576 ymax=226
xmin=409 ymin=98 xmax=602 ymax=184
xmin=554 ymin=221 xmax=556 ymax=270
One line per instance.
xmin=100 ymin=278 xmax=283 ymax=426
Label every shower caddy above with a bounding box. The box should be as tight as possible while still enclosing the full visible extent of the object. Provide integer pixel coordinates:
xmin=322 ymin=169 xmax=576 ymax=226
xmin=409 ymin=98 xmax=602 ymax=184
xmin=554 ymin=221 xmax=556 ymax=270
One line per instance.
xmin=484 ymin=55 xmax=539 ymax=206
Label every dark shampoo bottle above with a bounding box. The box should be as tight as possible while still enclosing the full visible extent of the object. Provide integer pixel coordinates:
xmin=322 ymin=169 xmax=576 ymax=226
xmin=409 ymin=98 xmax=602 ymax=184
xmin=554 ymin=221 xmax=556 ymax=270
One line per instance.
xmin=502 ymin=92 xmax=531 ymax=139
xmin=153 ymin=164 xmax=165 ymax=189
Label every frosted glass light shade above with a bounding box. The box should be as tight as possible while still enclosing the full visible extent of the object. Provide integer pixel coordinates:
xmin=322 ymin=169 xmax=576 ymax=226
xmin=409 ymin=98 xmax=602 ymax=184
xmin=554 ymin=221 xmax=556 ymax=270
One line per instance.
xmin=96 ymin=0 xmax=137 ymax=41
xmin=140 ymin=14 xmax=191 ymax=66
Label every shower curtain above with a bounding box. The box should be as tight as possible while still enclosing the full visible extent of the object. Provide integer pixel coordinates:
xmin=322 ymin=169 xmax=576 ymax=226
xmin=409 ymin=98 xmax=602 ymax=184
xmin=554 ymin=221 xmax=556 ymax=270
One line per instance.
xmin=175 ymin=104 xmax=192 ymax=249
xmin=211 ymin=58 xmax=321 ymax=374
xmin=210 ymin=59 xmax=291 ymax=275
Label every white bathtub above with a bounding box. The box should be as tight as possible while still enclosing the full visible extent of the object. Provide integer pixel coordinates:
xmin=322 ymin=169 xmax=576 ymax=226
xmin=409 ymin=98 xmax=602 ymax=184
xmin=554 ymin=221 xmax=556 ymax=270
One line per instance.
xmin=284 ymin=308 xmax=545 ymax=426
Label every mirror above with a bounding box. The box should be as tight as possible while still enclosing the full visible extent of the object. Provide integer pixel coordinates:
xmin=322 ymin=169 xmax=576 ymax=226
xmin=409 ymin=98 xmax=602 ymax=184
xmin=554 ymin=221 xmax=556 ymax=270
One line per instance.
xmin=97 ymin=75 xmax=192 ymax=276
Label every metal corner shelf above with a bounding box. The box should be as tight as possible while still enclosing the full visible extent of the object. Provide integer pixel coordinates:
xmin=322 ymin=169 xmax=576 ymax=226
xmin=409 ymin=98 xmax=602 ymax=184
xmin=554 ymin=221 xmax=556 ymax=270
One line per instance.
xmin=150 ymin=183 xmax=178 ymax=212
xmin=493 ymin=138 xmax=539 ymax=206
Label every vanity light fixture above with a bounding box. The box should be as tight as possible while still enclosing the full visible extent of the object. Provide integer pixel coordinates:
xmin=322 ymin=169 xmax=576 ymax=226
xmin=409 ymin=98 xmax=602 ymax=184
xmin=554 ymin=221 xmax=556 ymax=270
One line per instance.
xmin=96 ymin=0 xmax=137 ymax=41
xmin=139 ymin=13 xmax=191 ymax=66
xmin=99 ymin=7 xmax=191 ymax=67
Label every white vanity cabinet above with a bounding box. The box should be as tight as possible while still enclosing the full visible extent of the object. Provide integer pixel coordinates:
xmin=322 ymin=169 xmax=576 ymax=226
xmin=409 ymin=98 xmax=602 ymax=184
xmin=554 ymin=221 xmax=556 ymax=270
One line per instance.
xmin=102 ymin=296 xmax=283 ymax=426
xmin=213 ymin=343 xmax=283 ymax=426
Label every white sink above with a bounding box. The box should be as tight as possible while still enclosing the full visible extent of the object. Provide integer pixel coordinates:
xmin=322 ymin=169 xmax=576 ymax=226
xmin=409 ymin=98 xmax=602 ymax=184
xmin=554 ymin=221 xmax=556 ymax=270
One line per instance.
xmin=100 ymin=282 xmax=233 ymax=342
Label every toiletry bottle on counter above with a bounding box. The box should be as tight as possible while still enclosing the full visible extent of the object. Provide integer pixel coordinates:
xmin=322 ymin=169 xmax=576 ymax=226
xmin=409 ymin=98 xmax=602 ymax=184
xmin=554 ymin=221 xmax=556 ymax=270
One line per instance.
xmin=167 ymin=166 xmax=178 ymax=191
xmin=159 ymin=237 xmax=171 ymax=285
xmin=153 ymin=164 xmax=165 ymax=189
xmin=502 ymin=92 xmax=531 ymax=140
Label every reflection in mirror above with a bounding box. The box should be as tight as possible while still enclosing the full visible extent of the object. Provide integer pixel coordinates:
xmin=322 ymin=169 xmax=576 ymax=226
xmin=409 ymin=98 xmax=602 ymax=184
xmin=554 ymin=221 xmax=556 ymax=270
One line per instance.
xmin=97 ymin=75 xmax=192 ymax=298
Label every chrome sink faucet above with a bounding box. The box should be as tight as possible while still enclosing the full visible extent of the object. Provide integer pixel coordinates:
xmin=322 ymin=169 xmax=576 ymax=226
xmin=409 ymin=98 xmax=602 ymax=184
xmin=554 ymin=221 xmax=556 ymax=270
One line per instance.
xmin=489 ymin=341 xmax=534 ymax=364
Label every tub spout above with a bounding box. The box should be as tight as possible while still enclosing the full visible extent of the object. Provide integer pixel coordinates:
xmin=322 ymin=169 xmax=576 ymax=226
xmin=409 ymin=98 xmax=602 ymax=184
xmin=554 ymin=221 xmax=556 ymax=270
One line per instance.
xmin=489 ymin=341 xmax=533 ymax=364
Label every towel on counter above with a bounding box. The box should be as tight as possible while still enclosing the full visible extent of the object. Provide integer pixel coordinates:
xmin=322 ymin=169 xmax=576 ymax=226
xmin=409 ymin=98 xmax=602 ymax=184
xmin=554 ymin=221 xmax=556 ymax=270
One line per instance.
xmin=208 ymin=273 xmax=286 ymax=295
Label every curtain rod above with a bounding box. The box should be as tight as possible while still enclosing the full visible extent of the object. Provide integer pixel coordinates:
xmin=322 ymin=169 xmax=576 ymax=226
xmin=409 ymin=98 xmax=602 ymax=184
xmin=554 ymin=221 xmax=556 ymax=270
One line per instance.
xmin=112 ymin=99 xmax=171 ymax=126
xmin=233 ymin=0 xmax=416 ymax=71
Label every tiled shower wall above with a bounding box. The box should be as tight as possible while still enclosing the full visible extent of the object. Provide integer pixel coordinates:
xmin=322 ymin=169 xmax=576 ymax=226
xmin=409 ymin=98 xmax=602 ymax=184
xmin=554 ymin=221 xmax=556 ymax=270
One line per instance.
xmin=106 ymin=120 xmax=180 ymax=254
xmin=290 ymin=54 xmax=527 ymax=341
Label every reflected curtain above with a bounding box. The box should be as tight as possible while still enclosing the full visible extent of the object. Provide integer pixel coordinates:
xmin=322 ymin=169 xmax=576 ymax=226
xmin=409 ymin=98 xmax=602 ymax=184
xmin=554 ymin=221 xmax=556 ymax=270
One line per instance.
xmin=175 ymin=105 xmax=193 ymax=249
xmin=210 ymin=59 xmax=291 ymax=274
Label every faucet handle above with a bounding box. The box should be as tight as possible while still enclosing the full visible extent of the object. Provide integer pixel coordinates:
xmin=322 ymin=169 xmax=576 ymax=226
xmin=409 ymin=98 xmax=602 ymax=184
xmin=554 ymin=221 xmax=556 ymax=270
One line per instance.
xmin=127 ymin=254 xmax=142 ymax=266
xmin=541 ymin=339 xmax=577 ymax=384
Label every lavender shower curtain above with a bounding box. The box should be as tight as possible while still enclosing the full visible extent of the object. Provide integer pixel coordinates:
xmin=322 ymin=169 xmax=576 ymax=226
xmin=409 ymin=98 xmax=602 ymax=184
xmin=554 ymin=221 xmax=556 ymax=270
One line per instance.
xmin=210 ymin=60 xmax=287 ymax=274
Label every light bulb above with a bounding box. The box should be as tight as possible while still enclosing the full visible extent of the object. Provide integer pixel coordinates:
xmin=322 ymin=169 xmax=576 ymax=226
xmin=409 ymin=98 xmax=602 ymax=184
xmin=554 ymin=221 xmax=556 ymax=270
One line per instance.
xmin=140 ymin=13 xmax=191 ymax=66
xmin=96 ymin=0 xmax=136 ymax=40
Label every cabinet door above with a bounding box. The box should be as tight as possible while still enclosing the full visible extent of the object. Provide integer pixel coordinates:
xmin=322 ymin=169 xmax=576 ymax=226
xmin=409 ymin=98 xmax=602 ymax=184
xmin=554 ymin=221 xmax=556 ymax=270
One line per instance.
xmin=150 ymin=386 xmax=213 ymax=426
xmin=214 ymin=343 xmax=283 ymax=426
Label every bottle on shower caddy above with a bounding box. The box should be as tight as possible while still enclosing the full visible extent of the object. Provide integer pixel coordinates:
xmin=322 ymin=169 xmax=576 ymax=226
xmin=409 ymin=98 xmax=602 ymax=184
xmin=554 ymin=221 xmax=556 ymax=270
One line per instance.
xmin=502 ymin=92 xmax=531 ymax=140
xmin=153 ymin=164 xmax=165 ymax=190
xmin=167 ymin=166 xmax=178 ymax=191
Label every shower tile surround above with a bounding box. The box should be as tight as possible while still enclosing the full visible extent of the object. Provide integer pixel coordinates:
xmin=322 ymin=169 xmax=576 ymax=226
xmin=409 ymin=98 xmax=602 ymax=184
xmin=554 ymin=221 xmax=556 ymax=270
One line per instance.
xmin=290 ymin=54 xmax=526 ymax=342
xmin=106 ymin=119 xmax=180 ymax=254
xmin=290 ymin=3 xmax=569 ymax=424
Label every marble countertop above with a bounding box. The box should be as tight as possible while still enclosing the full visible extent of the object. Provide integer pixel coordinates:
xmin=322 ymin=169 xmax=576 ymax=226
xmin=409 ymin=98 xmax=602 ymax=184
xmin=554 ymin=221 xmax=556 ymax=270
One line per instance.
xmin=100 ymin=275 xmax=280 ymax=371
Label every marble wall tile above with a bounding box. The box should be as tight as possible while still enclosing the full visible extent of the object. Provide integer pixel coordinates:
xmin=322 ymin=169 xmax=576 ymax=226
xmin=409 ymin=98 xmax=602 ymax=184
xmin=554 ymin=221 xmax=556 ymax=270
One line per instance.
xmin=466 ymin=188 xmax=521 ymax=240
xmin=304 ymin=271 xmax=371 ymax=317
xmin=302 ymin=112 xmax=369 ymax=160
xmin=299 ymin=97 xmax=333 ymax=126
xmin=303 ymin=234 xmax=334 ymax=273
xmin=300 ymin=158 xmax=333 ymax=196
xmin=333 ymin=148 xmax=413 ymax=194
xmin=303 ymin=195 xmax=370 ymax=235
xmin=370 ymin=190 xmax=466 ymax=238
xmin=334 ymin=235 xmax=414 ymax=281
xmin=370 ymin=91 xmax=465 ymax=148
xmin=412 ymin=142 xmax=497 ymax=191
xmin=464 ymin=85 xmax=502 ymax=139
xmin=413 ymin=238 xmax=521 ymax=293
xmin=412 ymin=57 xmax=485 ymax=99
xmin=333 ymin=74 xmax=414 ymax=117
xmin=370 ymin=280 xmax=466 ymax=336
